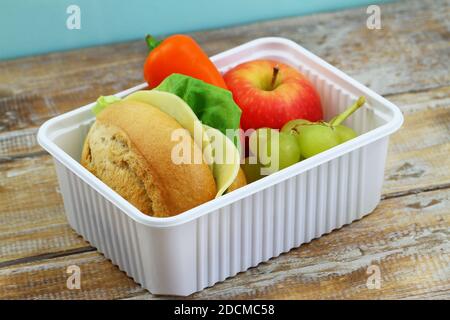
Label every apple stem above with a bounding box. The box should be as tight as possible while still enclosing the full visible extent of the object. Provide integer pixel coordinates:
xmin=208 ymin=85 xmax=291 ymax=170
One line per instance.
xmin=270 ymin=66 xmax=280 ymax=90
xmin=330 ymin=96 xmax=366 ymax=127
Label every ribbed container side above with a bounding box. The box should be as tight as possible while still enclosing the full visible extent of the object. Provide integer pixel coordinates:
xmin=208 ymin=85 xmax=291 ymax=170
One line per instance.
xmin=192 ymin=143 xmax=382 ymax=293
xmin=54 ymin=160 xmax=147 ymax=287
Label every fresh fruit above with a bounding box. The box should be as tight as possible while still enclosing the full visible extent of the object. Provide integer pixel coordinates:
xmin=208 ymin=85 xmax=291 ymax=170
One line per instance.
xmin=278 ymin=132 xmax=301 ymax=169
xmin=334 ymin=125 xmax=357 ymax=143
xmin=249 ymin=128 xmax=301 ymax=172
xmin=285 ymin=97 xmax=365 ymax=159
xmin=328 ymin=98 xmax=361 ymax=143
xmin=224 ymin=60 xmax=323 ymax=130
xmin=297 ymin=124 xmax=340 ymax=158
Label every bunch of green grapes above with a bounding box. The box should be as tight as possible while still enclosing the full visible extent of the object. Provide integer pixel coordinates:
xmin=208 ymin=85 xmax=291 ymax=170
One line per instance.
xmin=242 ymin=97 xmax=365 ymax=183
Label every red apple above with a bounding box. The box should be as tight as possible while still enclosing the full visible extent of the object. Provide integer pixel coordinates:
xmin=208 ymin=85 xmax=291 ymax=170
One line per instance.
xmin=224 ymin=60 xmax=323 ymax=130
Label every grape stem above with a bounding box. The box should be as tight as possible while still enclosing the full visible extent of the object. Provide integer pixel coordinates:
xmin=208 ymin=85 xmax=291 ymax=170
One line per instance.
xmin=330 ymin=96 xmax=366 ymax=127
xmin=270 ymin=66 xmax=280 ymax=90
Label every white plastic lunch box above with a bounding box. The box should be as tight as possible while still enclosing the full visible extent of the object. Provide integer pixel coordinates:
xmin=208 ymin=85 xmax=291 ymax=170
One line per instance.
xmin=37 ymin=37 xmax=403 ymax=296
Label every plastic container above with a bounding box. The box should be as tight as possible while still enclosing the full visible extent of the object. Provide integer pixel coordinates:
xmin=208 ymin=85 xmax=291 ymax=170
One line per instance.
xmin=37 ymin=37 xmax=403 ymax=296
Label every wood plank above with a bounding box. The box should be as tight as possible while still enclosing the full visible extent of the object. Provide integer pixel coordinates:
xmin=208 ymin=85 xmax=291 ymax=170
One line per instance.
xmin=0 ymin=41 xmax=145 ymax=97
xmin=0 ymin=0 xmax=448 ymax=138
xmin=0 ymin=128 xmax=42 ymax=162
xmin=0 ymin=73 xmax=143 ymax=133
xmin=0 ymin=251 xmax=142 ymax=300
xmin=382 ymin=86 xmax=450 ymax=197
xmin=0 ymin=155 xmax=89 ymax=263
xmin=0 ymin=188 xmax=447 ymax=299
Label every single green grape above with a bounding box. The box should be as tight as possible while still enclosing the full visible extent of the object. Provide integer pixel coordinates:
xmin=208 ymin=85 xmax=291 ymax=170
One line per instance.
xmin=334 ymin=124 xmax=357 ymax=143
xmin=278 ymin=132 xmax=301 ymax=170
xmin=297 ymin=124 xmax=340 ymax=159
xmin=249 ymin=128 xmax=301 ymax=171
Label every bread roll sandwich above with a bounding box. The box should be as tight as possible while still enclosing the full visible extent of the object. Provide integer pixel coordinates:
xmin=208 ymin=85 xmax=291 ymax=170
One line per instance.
xmin=81 ymin=90 xmax=245 ymax=217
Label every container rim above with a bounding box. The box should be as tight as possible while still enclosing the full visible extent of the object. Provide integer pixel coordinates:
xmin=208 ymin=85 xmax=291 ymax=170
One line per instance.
xmin=37 ymin=37 xmax=403 ymax=228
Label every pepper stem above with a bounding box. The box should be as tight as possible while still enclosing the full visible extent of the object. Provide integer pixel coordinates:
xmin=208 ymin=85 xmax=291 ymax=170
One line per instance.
xmin=145 ymin=34 xmax=162 ymax=52
xmin=331 ymin=96 xmax=366 ymax=127
xmin=270 ymin=66 xmax=280 ymax=90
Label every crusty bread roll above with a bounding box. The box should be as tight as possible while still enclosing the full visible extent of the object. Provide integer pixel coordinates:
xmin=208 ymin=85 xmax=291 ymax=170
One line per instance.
xmin=81 ymin=100 xmax=216 ymax=217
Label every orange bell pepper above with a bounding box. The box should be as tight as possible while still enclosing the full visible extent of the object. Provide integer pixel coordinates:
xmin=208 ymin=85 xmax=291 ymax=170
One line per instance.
xmin=143 ymin=34 xmax=227 ymax=90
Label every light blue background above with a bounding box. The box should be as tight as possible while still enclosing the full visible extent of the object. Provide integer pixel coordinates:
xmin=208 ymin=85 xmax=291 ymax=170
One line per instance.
xmin=0 ymin=0 xmax=393 ymax=60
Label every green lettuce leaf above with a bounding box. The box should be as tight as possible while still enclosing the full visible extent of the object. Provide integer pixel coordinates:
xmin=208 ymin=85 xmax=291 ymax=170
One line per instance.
xmin=155 ymin=73 xmax=241 ymax=137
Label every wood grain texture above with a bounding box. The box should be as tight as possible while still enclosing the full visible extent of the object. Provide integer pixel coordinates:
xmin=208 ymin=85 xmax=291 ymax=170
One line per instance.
xmin=0 ymin=156 xmax=89 ymax=264
xmin=0 ymin=0 xmax=449 ymax=300
xmin=383 ymin=86 xmax=450 ymax=197
xmin=0 ymin=251 xmax=141 ymax=300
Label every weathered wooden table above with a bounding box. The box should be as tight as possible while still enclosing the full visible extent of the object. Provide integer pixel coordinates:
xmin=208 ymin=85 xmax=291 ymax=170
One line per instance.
xmin=0 ymin=0 xmax=449 ymax=299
